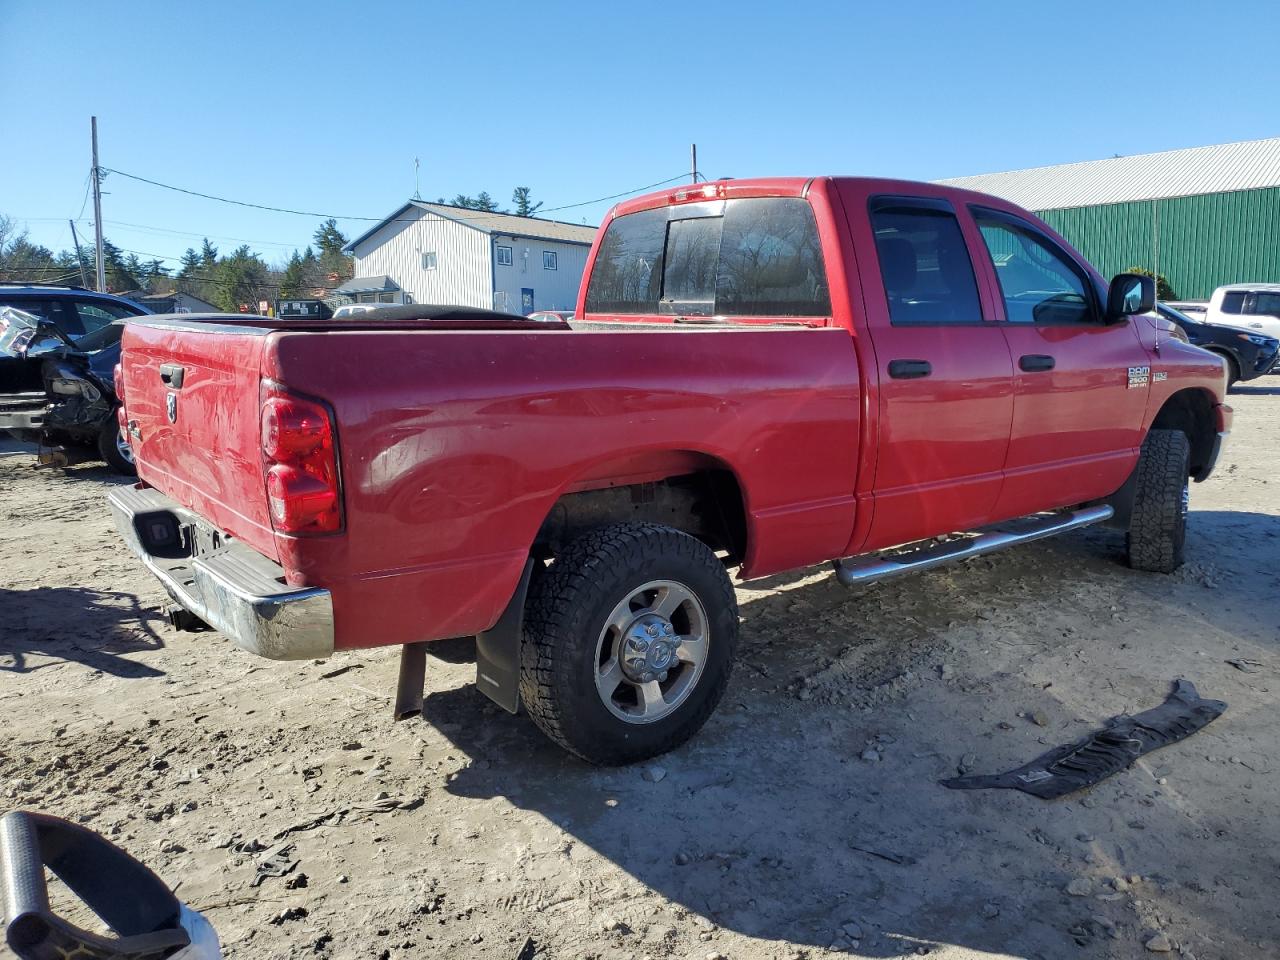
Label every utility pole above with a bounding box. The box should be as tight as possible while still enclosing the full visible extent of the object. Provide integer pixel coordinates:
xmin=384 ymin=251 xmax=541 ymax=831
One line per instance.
xmin=690 ymin=144 xmax=698 ymax=183
xmin=91 ymin=116 xmax=106 ymax=292
xmin=68 ymin=220 xmax=90 ymax=288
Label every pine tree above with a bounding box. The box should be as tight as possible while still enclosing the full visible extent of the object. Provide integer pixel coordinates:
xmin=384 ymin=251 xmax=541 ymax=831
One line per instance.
xmin=213 ymin=245 xmax=269 ymax=312
xmin=512 ymin=187 xmax=541 ymax=217
xmin=313 ymin=219 xmax=348 ymax=255
xmin=200 ymin=238 xmax=218 ymax=268
xmin=280 ymin=251 xmax=307 ymax=298
xmin=179 ymin=249 xmax=201 ymax=277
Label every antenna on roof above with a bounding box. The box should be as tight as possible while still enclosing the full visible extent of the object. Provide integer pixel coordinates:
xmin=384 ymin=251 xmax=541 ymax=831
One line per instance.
xmin=413 ymin=158 xmax=422 ymax=201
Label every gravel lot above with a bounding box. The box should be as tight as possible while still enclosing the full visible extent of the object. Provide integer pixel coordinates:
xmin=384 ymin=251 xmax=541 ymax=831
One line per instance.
xmin=2 ymin=385 xmax=1278 ymax=960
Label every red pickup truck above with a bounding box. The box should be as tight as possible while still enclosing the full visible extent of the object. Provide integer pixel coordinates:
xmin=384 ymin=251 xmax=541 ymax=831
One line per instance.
xmin=109 ymin=177 xmax=1230 ymax=764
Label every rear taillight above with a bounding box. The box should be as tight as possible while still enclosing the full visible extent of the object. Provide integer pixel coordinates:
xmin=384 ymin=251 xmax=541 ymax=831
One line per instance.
xmin=114 ymin=363 xmax=127 ymax=430
xmin=260 ymin=383 xmax=342 ymax=534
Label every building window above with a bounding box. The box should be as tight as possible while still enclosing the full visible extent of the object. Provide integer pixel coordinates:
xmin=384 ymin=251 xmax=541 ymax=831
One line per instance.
xmin=422 ymin=251 xmax=437 ymax=271
xmin=543 ymin=250 xmax=558 ymax=271
xmin=496 ymin=245 xmax=513 ymax=266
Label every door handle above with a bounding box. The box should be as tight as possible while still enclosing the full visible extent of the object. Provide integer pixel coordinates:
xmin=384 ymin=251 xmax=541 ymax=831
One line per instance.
xmin=1019 ymin=354 xmax=1055 ymax=372
xmin=159 ymin=363 xmax=185 ymax=389
xmin=887 ymin=359 xmax=932 ymax=380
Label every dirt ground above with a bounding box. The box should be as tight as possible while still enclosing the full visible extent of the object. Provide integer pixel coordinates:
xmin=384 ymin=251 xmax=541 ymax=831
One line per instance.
xmin=2 ymin=385 xmax=1279 ymax=960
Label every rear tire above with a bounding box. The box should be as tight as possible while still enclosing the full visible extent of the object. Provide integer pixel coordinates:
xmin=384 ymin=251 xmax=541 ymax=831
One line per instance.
xmin=1126 ymin=429 xmax=1189 ymax=573
xmin=519 ymin=522 xmax=738 ymax=765
xmin=97 ymin=421 xmax=136 ymax=476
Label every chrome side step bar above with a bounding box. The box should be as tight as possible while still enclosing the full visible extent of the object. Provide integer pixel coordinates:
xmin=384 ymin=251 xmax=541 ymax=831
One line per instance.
xmin=834 ymin=505 xmax=1114 ymax=587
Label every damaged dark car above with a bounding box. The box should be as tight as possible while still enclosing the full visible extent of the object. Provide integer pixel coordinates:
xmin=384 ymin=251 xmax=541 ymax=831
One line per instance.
xmin=0 ymin=301 xmax=140 ymax=474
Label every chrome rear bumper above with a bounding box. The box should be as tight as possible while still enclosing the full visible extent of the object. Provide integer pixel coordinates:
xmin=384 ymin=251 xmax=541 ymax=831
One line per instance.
xmin=107 ymin=485 xmax=334 ymax=660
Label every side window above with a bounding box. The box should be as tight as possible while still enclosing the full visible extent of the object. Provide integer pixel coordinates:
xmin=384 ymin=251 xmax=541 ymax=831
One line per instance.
xmin=1249 ymin=292 xmax=1280 ymax=316
xmin=0 ymin=299 xmax=52 ymax=323
xmin=542 ymin=250 xmax=558 ymax=270
xmin=1220 ymin=291 xmax=1246 ymax=314
xmin=496 ymin=245 xmax=512 ymax=266
xmin=868 ymin=203 xmax=982 ymax=325
xmin=47 ymin=300 xmax=86 ymax=337
xmin=422 ymin=251 xmax=437 ymax=271
xmin=74 ymin=300 xmax=135 ymax=335
xmin=973 ymin=212 xmax=1096 ymax=324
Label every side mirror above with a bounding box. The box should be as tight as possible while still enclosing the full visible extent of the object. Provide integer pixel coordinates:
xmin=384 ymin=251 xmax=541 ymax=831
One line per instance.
xmin=1107 ymin=273 xmax=1155 ymax=321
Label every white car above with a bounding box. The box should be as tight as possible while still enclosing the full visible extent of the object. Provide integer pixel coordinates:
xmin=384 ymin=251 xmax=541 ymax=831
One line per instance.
xmin=1203 ymin=284 xmax=1280 ymax=340
xmin=332 ymin=303 xmax=395 ymax=319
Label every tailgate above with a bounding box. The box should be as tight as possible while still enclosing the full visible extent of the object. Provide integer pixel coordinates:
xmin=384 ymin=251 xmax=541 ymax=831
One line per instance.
xmin=121 ymin=319 xmax=278 ymax=561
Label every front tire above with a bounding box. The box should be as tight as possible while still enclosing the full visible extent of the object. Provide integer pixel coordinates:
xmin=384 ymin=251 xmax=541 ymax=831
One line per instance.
xmin=519 ymin=522 xmax=738 ymax=765
xmin=97 ymin=421 xmax=137 ymax=476
xmin=1126 ymin=429 xmax=1189 ymax=573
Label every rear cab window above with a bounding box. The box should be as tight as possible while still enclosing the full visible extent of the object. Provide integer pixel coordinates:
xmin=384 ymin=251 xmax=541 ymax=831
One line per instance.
xmin=585 ymin=197 xmax=830 ymax=320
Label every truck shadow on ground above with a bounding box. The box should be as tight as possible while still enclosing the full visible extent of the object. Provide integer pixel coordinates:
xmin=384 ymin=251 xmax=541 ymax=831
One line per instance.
xmin=421 ymin=510 xmax=1279 ymax=957
xmin=0 ymin=586 xmax=166 ymax=677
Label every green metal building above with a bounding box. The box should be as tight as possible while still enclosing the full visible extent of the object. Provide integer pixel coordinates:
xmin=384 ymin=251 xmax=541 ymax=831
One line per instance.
xmin=939 ymin=137 xmax=1280 ymax=300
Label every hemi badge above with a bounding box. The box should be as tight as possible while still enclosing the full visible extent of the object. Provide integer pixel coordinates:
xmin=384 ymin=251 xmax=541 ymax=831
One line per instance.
xmin=1153 ymin=371 xmax=1168 ymax=383
xmin=1127 ymin=366 xmax=1151 ymax=389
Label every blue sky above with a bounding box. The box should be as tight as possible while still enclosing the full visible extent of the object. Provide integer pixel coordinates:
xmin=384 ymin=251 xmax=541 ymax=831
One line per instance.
xmin=3 ymin=0 xmax=1277 ymax=269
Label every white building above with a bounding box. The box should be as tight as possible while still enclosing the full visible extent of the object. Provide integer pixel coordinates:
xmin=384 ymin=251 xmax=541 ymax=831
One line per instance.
xmin=341 ymin=201 xmax=597 ymax=314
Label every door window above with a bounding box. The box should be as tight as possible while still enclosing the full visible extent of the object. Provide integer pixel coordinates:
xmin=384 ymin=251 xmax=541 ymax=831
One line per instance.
xmin=973 ymin=212 xmax=1096 ymax=324
xmin=1249 ymin=292 xmax=1280 ymax=316
xmin=868 ymin=203 xmax=982 ymax=325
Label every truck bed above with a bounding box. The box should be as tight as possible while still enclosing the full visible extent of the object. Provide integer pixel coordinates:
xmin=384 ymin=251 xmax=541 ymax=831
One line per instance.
xmin=118 ymin=312 xmax=862 ymax=650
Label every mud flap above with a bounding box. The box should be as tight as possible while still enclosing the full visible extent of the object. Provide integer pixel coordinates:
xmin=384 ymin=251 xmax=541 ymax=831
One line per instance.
xmin=475 ymin=559 xmax=534 ymax=715
xmin=940 ymin=679 xmax=1226 ymax=800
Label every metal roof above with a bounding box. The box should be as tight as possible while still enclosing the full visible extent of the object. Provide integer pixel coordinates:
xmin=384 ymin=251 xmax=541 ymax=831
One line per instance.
xmin=937 ymin=137 xmax=1280 ymax=212
xmin=345 ymin=201 xmax=597 ymax=252
xmin=333 ymin=275 xmax=400 ymax=294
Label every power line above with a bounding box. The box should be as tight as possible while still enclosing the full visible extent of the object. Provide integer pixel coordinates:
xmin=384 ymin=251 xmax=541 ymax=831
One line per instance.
xmin=101 ymin=167 xmax=688 ymax=224
xmin=75 ymin=174 xmax=93 ymax=222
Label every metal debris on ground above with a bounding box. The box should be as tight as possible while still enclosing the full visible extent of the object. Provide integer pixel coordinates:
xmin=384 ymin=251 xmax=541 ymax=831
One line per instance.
xmin=1225 ymin=658 xmax=1263 ymax=673
xmin=939 ymin=680 xmax=1226 ymax=799
xmin=271 ymin=795 xmax=425 ymax=840
xmin=252 ymin=842 xmax=300 ymax=886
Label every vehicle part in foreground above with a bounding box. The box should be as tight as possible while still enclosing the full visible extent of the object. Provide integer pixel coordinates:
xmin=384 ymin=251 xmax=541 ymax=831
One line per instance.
xmin=519 ymin=523 xmax=739 ymax=765
xmin=1 ymin=810 xmax=222 ymax=960
xmin=939 ymin=680 xmax=1226 ymax=799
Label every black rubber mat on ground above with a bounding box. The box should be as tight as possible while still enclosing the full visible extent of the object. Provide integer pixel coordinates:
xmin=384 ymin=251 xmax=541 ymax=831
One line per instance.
xmin=940 ymin=679 xmax=1226 ymax=799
